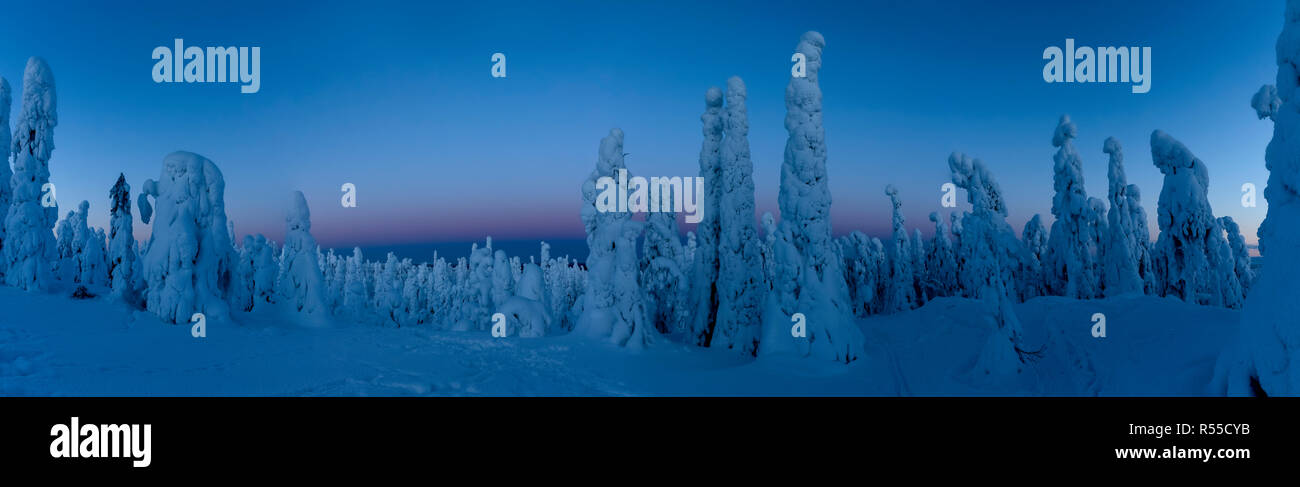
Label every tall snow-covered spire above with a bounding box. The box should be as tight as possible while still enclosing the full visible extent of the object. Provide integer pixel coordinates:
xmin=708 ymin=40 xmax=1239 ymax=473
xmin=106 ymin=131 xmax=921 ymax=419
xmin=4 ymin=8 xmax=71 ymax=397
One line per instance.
xmin=714 ymin=76 xmax=763 ymax=355
xmin=1045 ymin=114 xmax=1099 ymax=299
xmin=576 ymin=129 xmax=650 ymax=348
xmin=690 ymin=86 xmax=724 ymax=346
xmin=1102 ymin=137 xmax=1143 ymax=295
xmin=4 ymin=58 xmax=59 ymax=291
xmin=764 ymin=31 xmax=864 ymax=363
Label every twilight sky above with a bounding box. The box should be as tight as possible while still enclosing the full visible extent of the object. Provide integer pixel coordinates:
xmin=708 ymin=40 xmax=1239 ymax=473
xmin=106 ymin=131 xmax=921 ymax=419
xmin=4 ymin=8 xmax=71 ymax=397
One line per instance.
xmin=0 ymin=0 xmax=1281 ymax=252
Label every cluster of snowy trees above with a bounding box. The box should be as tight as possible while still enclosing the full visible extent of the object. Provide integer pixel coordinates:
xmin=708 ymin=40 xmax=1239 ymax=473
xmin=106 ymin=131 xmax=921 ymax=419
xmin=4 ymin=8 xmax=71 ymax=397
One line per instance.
xmin=0 ymin=56 xmax=589 ymax=334
xmin=0 ymin=26 xmax=1275 ymax=376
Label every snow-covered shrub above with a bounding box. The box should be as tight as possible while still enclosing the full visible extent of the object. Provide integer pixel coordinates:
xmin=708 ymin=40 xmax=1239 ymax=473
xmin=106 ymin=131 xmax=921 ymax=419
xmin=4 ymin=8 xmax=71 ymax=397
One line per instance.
xmin=1044 ymin=115 xmax=1100 ymax=299
xmin=761 ymin=31 xmax=864 ymax=362
xmin=137 ymin=151 xmax=235 ymax=324
xmin=689 ymin=86 xmax=725 ymax=347
xmin=4 ymin=58 xmax=59 ymax=292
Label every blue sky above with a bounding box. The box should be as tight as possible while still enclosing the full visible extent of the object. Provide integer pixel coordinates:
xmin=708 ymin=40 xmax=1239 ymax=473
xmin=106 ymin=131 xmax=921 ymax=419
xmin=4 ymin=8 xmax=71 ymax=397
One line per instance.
xmin=0 ymin=0 xmax=1281 ymax=252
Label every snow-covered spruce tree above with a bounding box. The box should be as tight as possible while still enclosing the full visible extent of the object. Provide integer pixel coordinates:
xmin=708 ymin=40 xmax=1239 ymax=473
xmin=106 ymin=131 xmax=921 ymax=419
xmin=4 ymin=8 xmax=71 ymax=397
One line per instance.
xmin=883 ymin=185 xmax=915 ymax=312
xmin=54 ymin=202 xmax=86 ymax=283
xmin=1126 ymin=184 xmax=1157 ymax=294
xmin=839 ymin=232 xmax=876 ymax=318
xmin=575 ymin=129 xmax=651 ymax=348
xmin=1214 ymin=7 xmax=1300 ymax=393
xmin=342 ymin=247 xmax=369 ymax=320
xmin=714 ymin=76 xmax=764 ymax=355
xmin=641 ymin=207 xmax=689 ymax=336
xmin=1218 ymin=216 xmax=1255 ymax=296
xmin=108 ymin=173 xmax=138 ymax=303
xmin=761 ymin=31 xmax=864 ymax=362
xmin=948 ymin=152 xmax=1037 ymax=377
xmin=1018 ymin=214 xmax=1049 ymax=300
xmin=4 ymin=58 xmax=59 ymax=292
xmin=491 ymin=249 xmax=514 ymax=312
xmin=459 ymin=240 xmax=493 ymax=331
xmin=689 ymin=87 xmax=725 ymax=346
xmin=911 ymin=228 xmax=927 ymax=305
xmin=1044 ymin=115 xmax=1100 ymax=299
xmin=1148 ymin=130 xmax=1239 ymax=307
xmin=925 ymin=212 xmax=959 ymax=299
xmin=0 ymin=77 xmax=11 ymax=278
xmin=276 ymin=191 xmax=329 ymax=325
xmin=372 ymin=252 xmax=403 ymax=326
xmin=1102 ymin=137 xmax=1143 ymax=296
xmin=137 ymin=151 xmax=234 ymax=324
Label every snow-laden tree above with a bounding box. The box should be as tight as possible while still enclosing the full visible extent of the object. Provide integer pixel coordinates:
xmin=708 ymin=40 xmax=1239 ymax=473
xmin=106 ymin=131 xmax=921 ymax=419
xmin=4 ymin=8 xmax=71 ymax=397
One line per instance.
xmin=276 ymin=191 xmax=329 ymax=325
xmin=79 ymin=226 xmax=108 ymax=287
xmin=342 ymin=247 xmax=369 ymax=320
xmin=714 ymin=76 xmax=764 ymax=355
xmin=137 ymin=151 xmax=234 ymax=324
xmin=1101 ymin=137 xmax=1143 ymax=295
xmin=948 ymin=152 xmax=1037 ymax=378
xmin=372 ymin=253 xmax=404 ymax=326
xmin=496 ymin=263 xmax=552 ymax=337
xmin=1126 ymin=184 xmax=1157 ymax=294
xmin=1016 ymin=215 xmax=1048 ymax=300
xmin=1214 ymin=5 xmax=1300 ymax=393
xmin=4 ymin=58 xmax=59 ymax=292
xmin=641 ymin=207 xmax=689 ymax=336
xmin=1044 ymin=115 xmax=1100 ymax=299
xmin=761 ymin=31 xmax=864 ymax=362
xmin=1218 ymin=216 xmax=1255 ymax=297
xmin=839 ymin=232 xmax=875 ymax=318
xmin=107 ymin=173 xmax=138 ymax=303
xmin=689 ymin=87 xmax=724 ymax=346
xmin=575 ymin=129 xmax=651 ymax=348
xmin=0 ymin=77 xmax=11 ymax=278
xmin=1149 ymin=131 xmax=1239 ymax=307
xmin=491 ymin=249 xmax=514 ymax=310
xmin=460 ymin=240 xmax=493 ymax=331
xmin=925 ymin=212 xmax=959 ymax=299
xmin=55 ymin=202 xmax=88 ymax=283
xmin=883 ymin=185 xmax=915 ymax=313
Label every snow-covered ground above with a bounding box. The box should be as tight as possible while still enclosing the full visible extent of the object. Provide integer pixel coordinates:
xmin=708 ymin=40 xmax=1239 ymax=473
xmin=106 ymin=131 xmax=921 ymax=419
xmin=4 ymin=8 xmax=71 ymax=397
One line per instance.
xmin=0 ymin=285 xmax=1237 ymax=396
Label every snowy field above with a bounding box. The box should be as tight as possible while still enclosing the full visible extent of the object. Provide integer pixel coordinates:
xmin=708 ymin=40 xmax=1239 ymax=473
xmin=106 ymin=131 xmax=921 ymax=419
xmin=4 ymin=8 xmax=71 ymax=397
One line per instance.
xmin=0 ymin=285 xmax=1237 ymax=396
